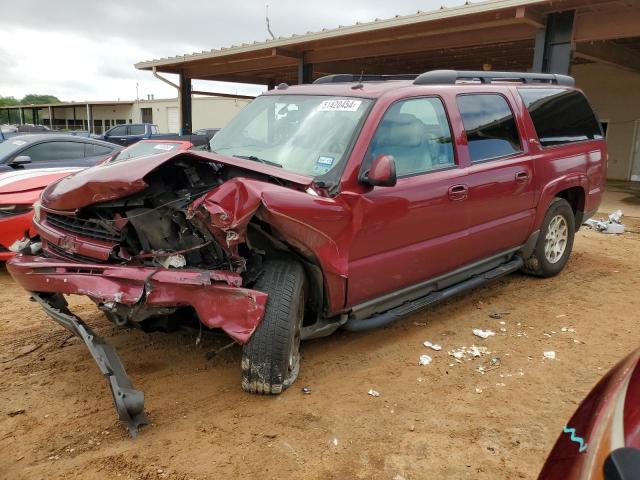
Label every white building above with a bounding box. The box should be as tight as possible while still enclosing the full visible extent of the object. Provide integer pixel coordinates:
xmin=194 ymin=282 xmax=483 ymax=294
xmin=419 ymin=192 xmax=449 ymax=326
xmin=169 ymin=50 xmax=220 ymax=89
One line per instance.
xmin=1 ymin=96 xmax=252 ymax=135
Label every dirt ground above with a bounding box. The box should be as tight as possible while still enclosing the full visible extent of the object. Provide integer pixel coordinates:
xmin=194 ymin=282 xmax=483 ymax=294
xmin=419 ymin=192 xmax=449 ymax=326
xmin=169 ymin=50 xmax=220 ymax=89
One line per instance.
xmin=1 ymin=215 xmax=639 ymax=480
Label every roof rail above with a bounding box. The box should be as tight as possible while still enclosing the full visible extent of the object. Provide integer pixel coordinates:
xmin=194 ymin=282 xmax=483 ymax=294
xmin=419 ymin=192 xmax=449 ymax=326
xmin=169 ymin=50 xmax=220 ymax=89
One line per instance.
xmin=413 ymin=70 xmax=575 ymax=87
xmin=313 ymin=73 xmax=419 ymax=84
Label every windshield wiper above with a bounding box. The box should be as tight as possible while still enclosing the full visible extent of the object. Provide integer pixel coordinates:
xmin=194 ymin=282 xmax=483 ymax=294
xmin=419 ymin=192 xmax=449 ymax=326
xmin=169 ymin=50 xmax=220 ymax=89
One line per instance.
xmin=232 ymin=154 xmax=282 ymax=168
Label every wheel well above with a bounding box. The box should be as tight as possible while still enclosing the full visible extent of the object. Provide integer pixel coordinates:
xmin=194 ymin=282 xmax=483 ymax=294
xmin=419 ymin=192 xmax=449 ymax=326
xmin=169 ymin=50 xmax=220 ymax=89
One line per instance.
xmin=555 ymin=186 xmax=585 ymax=224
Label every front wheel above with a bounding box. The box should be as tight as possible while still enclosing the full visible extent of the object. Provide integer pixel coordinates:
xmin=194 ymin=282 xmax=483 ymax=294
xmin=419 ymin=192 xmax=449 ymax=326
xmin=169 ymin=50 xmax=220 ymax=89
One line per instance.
xmin=522 ymin=197 xmax=575 ymax=278
xmin=241 ymin=259 xmax=306 ymax=395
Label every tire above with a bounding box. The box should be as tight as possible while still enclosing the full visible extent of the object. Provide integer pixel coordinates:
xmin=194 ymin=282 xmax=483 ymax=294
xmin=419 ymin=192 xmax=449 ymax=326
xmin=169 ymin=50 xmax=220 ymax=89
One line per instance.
xmin=241 ymin=259 xmax=306 ymax=395
xmin=522 ymin=197 xmax=575 ymax=278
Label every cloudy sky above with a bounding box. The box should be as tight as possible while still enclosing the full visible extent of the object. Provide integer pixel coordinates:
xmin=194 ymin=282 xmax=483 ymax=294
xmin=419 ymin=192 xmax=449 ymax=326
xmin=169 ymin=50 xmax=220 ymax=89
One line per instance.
xmin=0 ymin=0 xmax=466 ymax=102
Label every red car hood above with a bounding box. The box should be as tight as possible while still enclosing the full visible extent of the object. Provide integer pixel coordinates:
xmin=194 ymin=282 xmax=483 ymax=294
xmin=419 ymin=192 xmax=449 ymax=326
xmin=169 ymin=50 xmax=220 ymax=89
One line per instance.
xmin=539 ymin=348 xmax=640 ymax=479
xmin=41 ymin=150 xmax=314 ymax=211
xmin=0 ymin=167 xmax=82 ymax=195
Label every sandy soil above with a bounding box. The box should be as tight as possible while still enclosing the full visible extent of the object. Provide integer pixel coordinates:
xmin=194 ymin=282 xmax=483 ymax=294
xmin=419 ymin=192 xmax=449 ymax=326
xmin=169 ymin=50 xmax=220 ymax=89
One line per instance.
xmin=1 ymin=216 xmax=639 ymax=480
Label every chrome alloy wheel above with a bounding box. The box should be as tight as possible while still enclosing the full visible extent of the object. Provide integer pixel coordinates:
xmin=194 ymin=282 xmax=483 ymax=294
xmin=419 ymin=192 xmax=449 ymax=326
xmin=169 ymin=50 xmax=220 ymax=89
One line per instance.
xmin=544 ymin=214 xmax=568 ymax=264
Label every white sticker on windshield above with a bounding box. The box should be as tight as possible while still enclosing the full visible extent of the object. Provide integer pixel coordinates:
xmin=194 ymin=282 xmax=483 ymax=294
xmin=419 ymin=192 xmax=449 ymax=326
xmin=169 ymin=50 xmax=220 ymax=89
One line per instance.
xmin=318 ymin=99 xmax=362 ymax=112
xmin=153 ymin=144 xmax=176 ymax=151
xmin=11 ymin=140 xmax=26 ymax=146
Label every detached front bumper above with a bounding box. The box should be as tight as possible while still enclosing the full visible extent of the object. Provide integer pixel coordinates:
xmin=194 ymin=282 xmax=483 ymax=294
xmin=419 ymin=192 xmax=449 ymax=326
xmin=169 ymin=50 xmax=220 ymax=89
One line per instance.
xmin=6 ymin=255 xmax=268 ymax=344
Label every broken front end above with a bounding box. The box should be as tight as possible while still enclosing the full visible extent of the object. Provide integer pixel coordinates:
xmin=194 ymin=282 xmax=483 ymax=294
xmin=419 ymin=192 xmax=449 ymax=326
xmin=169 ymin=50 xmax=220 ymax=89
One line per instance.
xmin=6 ymin=153 xmax=317 ymax=435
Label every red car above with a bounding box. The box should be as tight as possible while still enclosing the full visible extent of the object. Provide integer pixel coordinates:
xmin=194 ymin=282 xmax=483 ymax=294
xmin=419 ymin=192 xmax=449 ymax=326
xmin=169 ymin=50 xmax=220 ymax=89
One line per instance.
xmin=539 ymin=349 xmax=640 ymax=479
xmin=0 ymin=168 xmax=81 ymax=260
xmin=7 ymin=70 xmax=606 ymax=435
xmin=104 ymin=139 xmax=195 ymax=163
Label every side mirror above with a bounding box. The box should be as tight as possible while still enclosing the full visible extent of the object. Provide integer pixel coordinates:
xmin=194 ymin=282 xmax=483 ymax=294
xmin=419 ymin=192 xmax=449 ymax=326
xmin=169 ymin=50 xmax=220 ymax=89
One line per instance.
xmin=10 ymin=155 xmax=31 ymax=166
xmin=361 ymin=154 xmax=397 ymax=187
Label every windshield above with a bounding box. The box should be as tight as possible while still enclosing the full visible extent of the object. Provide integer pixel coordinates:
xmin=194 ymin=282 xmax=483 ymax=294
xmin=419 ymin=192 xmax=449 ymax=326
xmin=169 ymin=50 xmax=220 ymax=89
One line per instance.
xmin=0 ymin=138 xmax=28 ymax=160
xmin=109 ymin=141 xmax=183 ymax=163
xmin=210 ymin=95 xmax=372 ymax=177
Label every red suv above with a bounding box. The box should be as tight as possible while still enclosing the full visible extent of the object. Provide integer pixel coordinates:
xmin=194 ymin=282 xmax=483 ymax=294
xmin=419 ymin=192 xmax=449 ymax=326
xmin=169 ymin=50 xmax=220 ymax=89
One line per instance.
xmin=7 ymin=70 xmax=606 ymax=435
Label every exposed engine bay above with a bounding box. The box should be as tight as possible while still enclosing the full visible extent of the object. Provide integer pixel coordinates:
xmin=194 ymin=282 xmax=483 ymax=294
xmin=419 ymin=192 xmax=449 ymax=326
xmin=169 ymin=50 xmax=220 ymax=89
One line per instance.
xmin=38 ymin=157 xmax=313 ymax=331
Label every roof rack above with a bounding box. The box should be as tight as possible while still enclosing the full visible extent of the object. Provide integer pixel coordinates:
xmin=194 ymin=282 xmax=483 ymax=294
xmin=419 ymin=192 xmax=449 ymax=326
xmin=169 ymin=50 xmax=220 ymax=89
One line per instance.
xmin=312 ymin=70 xmax=575 ymax=87
xmin=413 ymin=70 xmax=575 ymax=87
xmin=313 ymin=74 xmax=419 ymax=84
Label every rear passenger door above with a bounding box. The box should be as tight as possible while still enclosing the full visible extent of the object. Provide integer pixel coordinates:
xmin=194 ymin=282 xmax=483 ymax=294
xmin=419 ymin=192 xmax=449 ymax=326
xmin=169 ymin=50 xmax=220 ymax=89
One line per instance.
xmin=456 ymin=93 xmax=535 ymax=263
xmin=347 ymin=96 xmax=469 ymax=305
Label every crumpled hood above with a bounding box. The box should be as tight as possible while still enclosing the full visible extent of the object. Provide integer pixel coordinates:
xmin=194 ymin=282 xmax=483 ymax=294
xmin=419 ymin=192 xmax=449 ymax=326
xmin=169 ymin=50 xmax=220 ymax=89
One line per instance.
xmin=41 ymin=150 xmax=314 ymax=211
xmin=0 ymin=167 xmax=82 ymax=195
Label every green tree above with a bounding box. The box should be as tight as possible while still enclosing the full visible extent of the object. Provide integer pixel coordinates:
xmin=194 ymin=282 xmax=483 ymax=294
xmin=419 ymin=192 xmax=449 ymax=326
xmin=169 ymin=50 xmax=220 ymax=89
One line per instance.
xmin=0 ymin=96 xmax=20 ymax=124
xmin=20 ymin=94 xmax=61 ymax=105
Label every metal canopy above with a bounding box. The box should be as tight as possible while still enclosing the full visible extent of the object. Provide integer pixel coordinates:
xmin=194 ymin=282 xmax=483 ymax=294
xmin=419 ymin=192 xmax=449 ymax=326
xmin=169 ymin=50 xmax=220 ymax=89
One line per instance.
xmin=135 ymin=0 xmax=640 ymax=86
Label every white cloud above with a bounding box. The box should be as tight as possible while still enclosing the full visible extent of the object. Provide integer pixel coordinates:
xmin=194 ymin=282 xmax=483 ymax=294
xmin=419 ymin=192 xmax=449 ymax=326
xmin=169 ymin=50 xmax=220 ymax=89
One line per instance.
xmin=0 ymin=0 xmax=464 ymax=101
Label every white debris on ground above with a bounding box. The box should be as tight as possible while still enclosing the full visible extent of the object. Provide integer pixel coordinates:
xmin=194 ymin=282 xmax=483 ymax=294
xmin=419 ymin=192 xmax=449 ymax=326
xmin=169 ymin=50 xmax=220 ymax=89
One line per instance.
xmin=475 ymin=387 xmax=483 ymax=394
xmin=543 ymin=351 xmax=556 ymax=360
xmin=448 ymin=345 xmax=490 ymax=361
xmin=331 ymin=438 xmax=339 ymax=446
xmin=423 ymin=341 xmax=442 ymax=351
xmin=367 ymin=389 xmax=380 ymax=397
xmin=472 ymin=328 xmax=496 ymax=339
xmin=419 ymin=354 xmax=433 ymax=366
xmin=583 ymin=209 xmax=625 ymax=234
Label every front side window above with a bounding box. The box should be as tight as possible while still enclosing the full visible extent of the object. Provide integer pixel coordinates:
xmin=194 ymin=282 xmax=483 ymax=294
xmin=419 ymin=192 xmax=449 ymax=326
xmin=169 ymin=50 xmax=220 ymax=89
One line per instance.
xmin=457 ymin=94 xmax=522 ymax=162
xmin=210 ymin=95 xmax=372 ymax=177
xmin=108 ymin=125 xmax=127 ymax=136
xmin=21 ymin=141 xmax=85 ymax=162
xmin=518 ymin=88 xmax=603 ymax=147
xmin=368 ymin=97 xmax=455 ymax=177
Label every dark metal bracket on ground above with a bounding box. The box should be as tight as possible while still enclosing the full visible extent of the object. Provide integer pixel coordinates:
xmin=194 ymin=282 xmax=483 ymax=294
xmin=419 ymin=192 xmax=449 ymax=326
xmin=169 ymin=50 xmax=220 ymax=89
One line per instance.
xmin=31 ymin=293 xmax=149 ymax=437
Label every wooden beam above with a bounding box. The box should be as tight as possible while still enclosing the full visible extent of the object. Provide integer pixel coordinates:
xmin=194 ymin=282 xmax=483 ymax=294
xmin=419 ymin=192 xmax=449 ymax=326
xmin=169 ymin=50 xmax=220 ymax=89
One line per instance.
xmin=574 ymin=41 xmax=640 ymax=72
xmin=271 ymin=47 xmax=302 ymax=59
xmin=573 ymin=7 xmax=640 ymax=42
xmin=515 ymin=6 xmax=546 ymax=29
xmin=306 ymin=24 xmax=536 ymax=63
xmin=183 ymin=55 xmax=296 ymax=78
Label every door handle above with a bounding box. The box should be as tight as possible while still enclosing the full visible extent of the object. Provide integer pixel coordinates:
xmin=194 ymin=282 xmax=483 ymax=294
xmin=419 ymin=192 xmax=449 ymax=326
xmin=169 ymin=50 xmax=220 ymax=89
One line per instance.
xmin=515 ymin=171 xmax=530 ymax=183
xmin=448 ymin=184 xmax=468 ymax=201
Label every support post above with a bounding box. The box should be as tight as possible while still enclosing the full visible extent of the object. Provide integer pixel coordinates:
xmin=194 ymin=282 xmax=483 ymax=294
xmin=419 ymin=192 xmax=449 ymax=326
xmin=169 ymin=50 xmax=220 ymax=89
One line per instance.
xmin=532 ymin=11 xmax=575 ymax=75
xmin=49 ymin=106 xmax=53 ymax=129
xmin=86 ymin=103 xmax=93 ymax=135
xmin=19 ymin=108 xmax=23 ymax=125
xmin=298 ymin=54 xmax=313 ymax=84
xmin=179 ymin=73 xmax=192 ymax=135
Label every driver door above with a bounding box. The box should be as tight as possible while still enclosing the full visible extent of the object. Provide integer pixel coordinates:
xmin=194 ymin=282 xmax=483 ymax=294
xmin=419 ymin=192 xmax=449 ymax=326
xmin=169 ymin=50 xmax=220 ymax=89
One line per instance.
xmin=346 ymin=96 xmax=469 ymax=306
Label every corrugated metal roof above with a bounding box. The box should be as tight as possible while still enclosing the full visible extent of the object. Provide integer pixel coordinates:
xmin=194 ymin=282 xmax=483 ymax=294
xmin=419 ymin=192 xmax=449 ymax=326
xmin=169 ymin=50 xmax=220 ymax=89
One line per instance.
xmin=135 ymin=0 xmax=548 ymax=69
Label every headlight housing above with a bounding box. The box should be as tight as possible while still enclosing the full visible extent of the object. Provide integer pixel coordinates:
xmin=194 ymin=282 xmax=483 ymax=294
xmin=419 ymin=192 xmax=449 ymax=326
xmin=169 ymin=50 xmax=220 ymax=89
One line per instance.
xmin=0 ymin=204 xmax=33 ymax=217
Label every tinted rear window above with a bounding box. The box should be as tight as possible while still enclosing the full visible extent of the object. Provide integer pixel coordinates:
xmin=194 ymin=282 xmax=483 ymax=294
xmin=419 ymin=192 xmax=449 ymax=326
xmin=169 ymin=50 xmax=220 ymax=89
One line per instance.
xmin=456 ymin=94 xmax=522 ymax=162
xmin=518 ymin=88 xmax=603 ymax=147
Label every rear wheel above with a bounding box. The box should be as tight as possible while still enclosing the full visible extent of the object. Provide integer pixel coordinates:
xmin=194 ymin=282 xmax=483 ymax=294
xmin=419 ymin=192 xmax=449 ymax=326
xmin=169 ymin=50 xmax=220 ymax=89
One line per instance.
xmin=241 ymin=259 xmax=306 ymax=395
xmin=522 ymin=197 xmax=575 ymax=277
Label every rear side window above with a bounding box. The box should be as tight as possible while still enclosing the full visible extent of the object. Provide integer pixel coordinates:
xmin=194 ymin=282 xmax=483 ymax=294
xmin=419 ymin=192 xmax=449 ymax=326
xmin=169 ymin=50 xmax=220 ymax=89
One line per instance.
xmin=456 ymin=94 xmax=522 ymax=162
xmin=518 ymin=88 xmax=603 ymax=147
xmin=85 ymin=144 xmax=113 ymax=157
xmin=369 ymin=97 xmax=455 ymax=177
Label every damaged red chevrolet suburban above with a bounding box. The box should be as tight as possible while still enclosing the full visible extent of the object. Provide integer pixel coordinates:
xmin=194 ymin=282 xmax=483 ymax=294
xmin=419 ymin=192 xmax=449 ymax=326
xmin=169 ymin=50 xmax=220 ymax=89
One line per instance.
xmin=7 ymin=70 xmax=606 ymax=435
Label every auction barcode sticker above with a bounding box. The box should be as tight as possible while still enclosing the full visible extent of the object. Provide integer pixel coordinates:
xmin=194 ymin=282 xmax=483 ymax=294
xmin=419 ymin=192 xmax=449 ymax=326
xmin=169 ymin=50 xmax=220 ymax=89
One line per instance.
xmin=318 ymin=99 xmax=362 ymax=112
xmin=153 ymin=144 xmax=177 ymax=151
